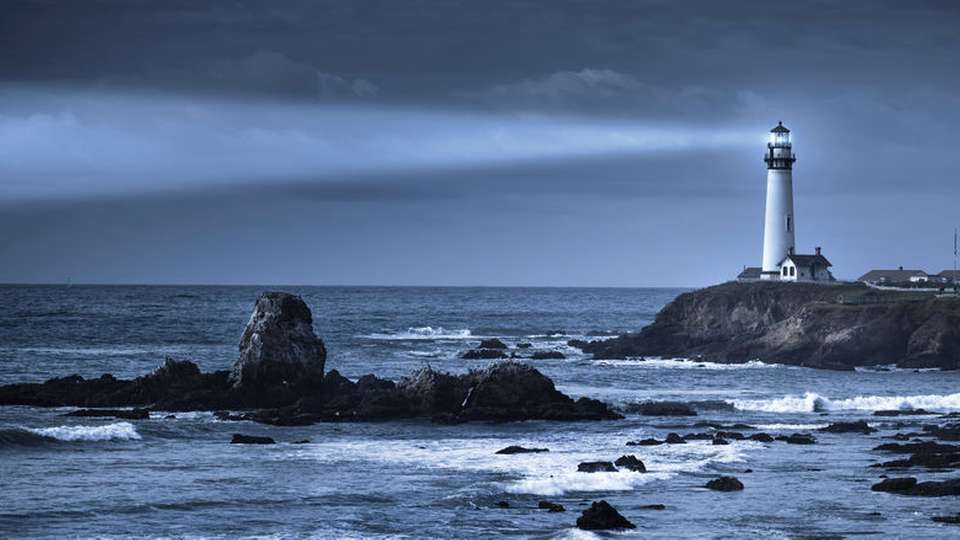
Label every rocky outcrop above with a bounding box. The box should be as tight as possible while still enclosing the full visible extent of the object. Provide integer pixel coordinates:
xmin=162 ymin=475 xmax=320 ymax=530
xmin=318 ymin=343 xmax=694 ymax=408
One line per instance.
xmin=229 ymin=292 xmax=326 ymax=396
xmin=576 ymin=281 xmax=960 ymax=370
xmin=231 ymin=434 xmax=276 ymax=444
xmin=706 ymin=476 xmax=744 ymax=491
xmin=871 ymin=476 xmax=960 ymax=496
xmin=495 ymin=446 xmax=549 ymax=455
xmin=0 ymin=293 xmax=621 ymax=426
xmin=576 ymin=501 xmax=636 ymax=530
xmin=578 ymin=461 xmax=617 ymax=473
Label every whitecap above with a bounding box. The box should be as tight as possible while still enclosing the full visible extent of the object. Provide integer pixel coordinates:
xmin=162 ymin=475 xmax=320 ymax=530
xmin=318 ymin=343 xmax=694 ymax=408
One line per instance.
xmin=594 ymin=358 xmax=784 ymax=370
xmin=730 ymin=391 xmax=960 ymax=413
xmin=753 ymin=423 xmax=829 ymax=431
xmin=26 ymin=422 xmax=141 ymax=442
xmin=361 ymin=326 xmax=474 ymax=340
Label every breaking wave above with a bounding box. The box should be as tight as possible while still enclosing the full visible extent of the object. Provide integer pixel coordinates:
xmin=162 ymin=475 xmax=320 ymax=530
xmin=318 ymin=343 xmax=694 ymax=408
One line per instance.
xmin=362 ymin=326 xmax=474 ymax=340
xmin=25 ymin=422 xmax=142 ymax=442
xmin=595 ymin=358 xmax=783 ymax=370
xmin=730 ymin=391 xmax=960 ymax=413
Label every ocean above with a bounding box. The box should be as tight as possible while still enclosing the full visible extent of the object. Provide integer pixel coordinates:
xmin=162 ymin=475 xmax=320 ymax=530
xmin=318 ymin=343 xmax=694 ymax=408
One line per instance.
xmin=1 ymin=285 xmax=958 ymax=538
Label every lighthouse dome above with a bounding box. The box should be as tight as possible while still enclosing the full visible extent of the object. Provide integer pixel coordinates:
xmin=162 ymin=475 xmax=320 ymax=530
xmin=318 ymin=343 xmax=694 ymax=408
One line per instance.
xmin=771 ymin=121 xmax=790 ymax=133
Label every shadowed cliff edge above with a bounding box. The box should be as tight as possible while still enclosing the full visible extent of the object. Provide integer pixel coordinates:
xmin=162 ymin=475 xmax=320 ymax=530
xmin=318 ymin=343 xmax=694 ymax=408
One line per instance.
xmin=575 ymin=281 xmax=960 ymax=370
xmin=0 ymin=292 xmax=620 ymax=425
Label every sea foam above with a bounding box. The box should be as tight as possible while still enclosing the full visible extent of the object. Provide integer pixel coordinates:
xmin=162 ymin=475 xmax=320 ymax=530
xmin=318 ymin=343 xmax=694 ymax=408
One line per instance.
xmin=26 ymin=422 xmax=141 ymax=442
xmin=362 ymin=326 xmax=474 ymax=340
xmin=594 ymin=358 xmax=782 ymax=370
xmin=730 ymin=391 xmax=960 ymax=413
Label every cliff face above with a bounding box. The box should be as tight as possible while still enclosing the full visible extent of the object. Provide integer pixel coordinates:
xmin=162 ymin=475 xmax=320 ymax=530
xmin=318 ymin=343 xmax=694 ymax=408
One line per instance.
xmin=583 ymin=282 xmax=960 ymax=370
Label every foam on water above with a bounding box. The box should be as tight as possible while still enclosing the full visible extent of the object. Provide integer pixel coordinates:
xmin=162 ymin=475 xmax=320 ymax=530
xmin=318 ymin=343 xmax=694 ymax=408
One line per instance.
xmin=26 ymin=422 xmax=142 ymax=441
xmin=594 ymin=358 xmax=783 ymax=370
xmin=730 ymin=391 xmax=960 ymax=413
xmin=361 ymin=326 xmax=475 ymax=340
xmin=753 ymin=423 xmax=830 ymax=431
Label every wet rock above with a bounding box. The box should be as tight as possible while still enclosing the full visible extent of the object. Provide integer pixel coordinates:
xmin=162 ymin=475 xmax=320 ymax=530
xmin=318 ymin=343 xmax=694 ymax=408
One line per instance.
xmin=716 ymin=431 xmax=746 ymax=440
xmin=932 ymin=515 xmax=960 ymax=524
xmin=776 ymin=433 xmax=817 ymax=444
xmin=925 ymin=423 xmax=960 ymax=441
xmin=495 ymin=445 xmax=549 ymax=455
xmin=578 ymin=461 xmax=617 ymax=473
xmin=871 ymin=476 xmax=960 ymax=496
xmin=665 ymin=433 xmax=687 ymax=444
xmin=626 ymin=438 xmax=663 ymax=446
xmin=626 ymin=401 xmax=697 ymax=417
xmin=706 ymin=476 xmax=744 ymax=491
xmin=230 ymin=434 xmax=276 ymax=444
xmin=214 ymin=411 xmax=247 ymax=421
xmin=576 ymin=500 xmax=636 ymax=530
xmin=64 ymin=408 xmax=150 ymax=420
xmin=229 ymin=292 xmax=326 ymax=394
xmin=821 ymin=421 xmax=877 ymax=434
xmin=614 ymin=455 xmax=646 ymax=472
xmin=531 ymin=351 xmax=566 ymax=360
xmin=479 ymin=339 xmax=508 ymax=350
xmin=712 ymin=437 xmax=730 ymax=445
xmin=749 ymin=433 xmax=774 ymax=442
xmin=871 ymin=477 xmax=917 ymax=493
xmin=461 ymin=349 xmax=508 ymax=360
xmin=495 ymin=501 xmax=510 ymax=508
xmin=292 ymin=439 xmax=311 ymax=444
xmin=516 ymin=343 xmax=532 ymax=349
xmin=874 ymin=409 xmax=935 ymax=417
xmin=874 ymin=441 xmax=958 ymax=454
xmin=683 ymin=432 xmax=714 ymax=441
xmin=639 ymin=504 xmax=666 ymax=510
xmin=538 ymin=500 xmax=565 ymax=512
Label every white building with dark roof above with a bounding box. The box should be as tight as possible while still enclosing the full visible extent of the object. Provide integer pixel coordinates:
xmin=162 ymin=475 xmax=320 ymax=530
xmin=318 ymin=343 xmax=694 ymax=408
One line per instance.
xmin=857 ymin=268 xmax=929 ymax=284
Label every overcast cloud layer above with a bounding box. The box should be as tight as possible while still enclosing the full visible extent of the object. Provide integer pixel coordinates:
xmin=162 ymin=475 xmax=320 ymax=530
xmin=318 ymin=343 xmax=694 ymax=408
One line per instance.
xmin=2 ymin=0 xmax=959 ymax=286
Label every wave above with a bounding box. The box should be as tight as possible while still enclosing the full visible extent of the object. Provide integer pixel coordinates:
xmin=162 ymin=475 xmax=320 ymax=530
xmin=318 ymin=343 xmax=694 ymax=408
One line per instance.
xmin=24 ymin=422 xmax=141 ymax=442
xmin=753 ymin=423 xmax=830 ymax=431
xmin=730 ymin=391 xmax=960 ymax=413
xmin=505 ymin=470 xmax=671 ymax=497
xmin=595 ymin=358 xmax=783 ymax=370
xmin=361 ymin=326 xmax=474 ymax=340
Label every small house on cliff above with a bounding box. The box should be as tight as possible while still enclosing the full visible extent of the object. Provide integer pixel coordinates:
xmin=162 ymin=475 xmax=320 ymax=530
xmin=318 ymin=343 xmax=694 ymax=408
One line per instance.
xmin=777 ymin=248 xmax=833 ymax=281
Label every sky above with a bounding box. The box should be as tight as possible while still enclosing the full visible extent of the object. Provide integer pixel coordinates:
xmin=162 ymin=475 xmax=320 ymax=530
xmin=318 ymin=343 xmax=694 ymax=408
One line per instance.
xmin=2 ymin=0 xmax=959 ymax=287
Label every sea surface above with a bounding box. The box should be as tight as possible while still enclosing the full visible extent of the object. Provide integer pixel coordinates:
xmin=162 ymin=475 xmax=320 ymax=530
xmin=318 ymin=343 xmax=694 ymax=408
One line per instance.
xmin=1 ymin=285 xmax=958 ymax=538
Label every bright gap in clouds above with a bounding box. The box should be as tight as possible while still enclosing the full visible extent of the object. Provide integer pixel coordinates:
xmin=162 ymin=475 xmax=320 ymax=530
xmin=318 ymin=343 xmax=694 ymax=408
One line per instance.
xmin=0 ymin=88 xmax=755 ymax=200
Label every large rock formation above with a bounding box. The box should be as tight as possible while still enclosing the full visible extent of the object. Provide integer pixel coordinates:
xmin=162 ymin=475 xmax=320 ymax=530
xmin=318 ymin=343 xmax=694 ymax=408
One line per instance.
xmin=229 ymin=292 xmax=326 ymax=392
xmin=0 ymin=292 xmax=621 ymax=425
xmin=577 ymin=281 xmax=960 ymax=370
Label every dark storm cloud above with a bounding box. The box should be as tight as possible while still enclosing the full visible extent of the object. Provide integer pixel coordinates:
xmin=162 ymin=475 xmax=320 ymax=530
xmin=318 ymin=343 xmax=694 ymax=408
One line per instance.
xmin=2 ymin=0 xmax=959 ymax=286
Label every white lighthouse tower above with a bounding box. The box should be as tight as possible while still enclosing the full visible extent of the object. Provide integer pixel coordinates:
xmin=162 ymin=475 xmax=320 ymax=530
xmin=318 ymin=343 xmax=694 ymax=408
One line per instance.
xmin=760 ymin=121 xmax=797 ymax=279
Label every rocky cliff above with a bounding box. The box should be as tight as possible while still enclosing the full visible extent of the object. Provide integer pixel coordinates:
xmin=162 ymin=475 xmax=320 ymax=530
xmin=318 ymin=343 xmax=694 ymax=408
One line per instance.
xmin=579 ymin=281 xmax=960 ymax=370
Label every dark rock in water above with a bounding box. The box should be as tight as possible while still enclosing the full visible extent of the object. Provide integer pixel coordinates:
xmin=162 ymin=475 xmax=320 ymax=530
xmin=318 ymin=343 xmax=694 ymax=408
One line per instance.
xmin=874 ymin=441 xmax=959 ymax=454
xmin=712 ymin=437 xmax=730 ymax=445
xmin=821 ymin=421 xmax=877 ymax=434
xmin=495 ymin=501 xmax=510 ymax=508
xmin=461 ymin=349 xmax=508 ymax=360
xmin=538 ymin=500 xmax=565 ymax=512
xmin=665 ymin=433 xmax=687 ymax=444
xmin=587 ymin=330 xmax=619 ymax=337
xmin=531 ymin=351 xmax=566 ymax=360
xmin=164 ymin=414 xmax=176 ymax=419
xmin=566 ymin=339 xmax=591 ymax=350
xmin=229 ymin=292 xmax=326 ymax=396
xmin=683 ymin=432 xmax=714 ymax=441
xmin=639 ymin=504 xmax=666 ymax=510
xmin=925 ymin=423 xmax=960 ymax=441
xmin=578 ymin=461 xmax=617 ymax=473
xmin=292 ymin=439 xmax=311 ymax=444
xmin=614 ymin=455 xmax=646 ymax=472
xmin=626 ymin=401 xmax=697 ymax=417
xmin=214 ymin=411 xmax=247 ymax=422
xmin=874 ymin=409 xmax=936 ymax=417
xmin=495 ymin=445 xmax=549 ymax=455
xmin=231 ymin=434 xmax=275 ymax=444
xmin=627 ymin=438 xmax=663 ymax=446
xmin=716 ymin=431 xmax=746 ymax=440
xmin=932 ymin=515 xmax=960 ymax=524
xmin=576 ymin=500 xmax=636 ymax=530
xmin=516 ymin=343 xmax=532 ymax=349
xmin=479 ymin=338 xmax=508 ymax=350
xmin=65 ymin=408 xmax=150 ymax=420
xmin=706 ymin=476 xmax=744 ymax=491
xmin=871 ymin=476 xmax=960 ymax=496
xmin=581 ymin=281 xmax=960 ymax=370
xmin=776 ymin=433 xmax=817 ymax=445
xmin=749 ymin=433 xmax=774 ymax=443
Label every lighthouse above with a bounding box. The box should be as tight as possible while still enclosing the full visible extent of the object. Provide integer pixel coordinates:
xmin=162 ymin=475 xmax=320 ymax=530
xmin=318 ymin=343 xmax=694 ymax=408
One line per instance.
xmin=760 ymin=121 xmax=797 ymax=279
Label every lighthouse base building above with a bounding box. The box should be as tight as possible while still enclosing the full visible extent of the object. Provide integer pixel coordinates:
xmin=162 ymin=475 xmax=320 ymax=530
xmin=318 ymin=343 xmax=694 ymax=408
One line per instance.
xmin=737 ymin=122 xmax=836 ymax=283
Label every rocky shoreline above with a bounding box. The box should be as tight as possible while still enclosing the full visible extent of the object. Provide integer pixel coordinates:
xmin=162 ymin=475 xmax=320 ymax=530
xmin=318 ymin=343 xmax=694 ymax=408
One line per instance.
xmin=0 ymin=292 xmax=619 ymax=426
xmin=574 ymin=281 xmax=960 ymax=370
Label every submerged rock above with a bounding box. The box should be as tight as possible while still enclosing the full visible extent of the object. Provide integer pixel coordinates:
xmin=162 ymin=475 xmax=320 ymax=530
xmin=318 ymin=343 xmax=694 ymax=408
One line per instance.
xmin=932 ymin=515 xmax=960 ymax=524
xmin=871 ymin=476 xmax=960 ymax=496
xmin=230 ymin=434 xmax=275 ymax=444
xmin=65 ymin=408 xmax=150 ymax=420
xmin=538 ymin=500 xmax=565 ymax=512
xmin=777 ymin=433 xmax=817 ymax=445
xmin=706 ymin=476 xmax=744 ymax=491
xmin=578 ymin=461 xmax=617 ymax=473
xmin=627 ymin=438 xmax=663 ymax=446
xmin=665 ymin=433 xmax=687 ymax=444
xmin=531 ymin=351 xmax=566 ymax=360
xmin=479 ymin=339 xmax=508 ymax=350
xmin=614 ymin=455 xmax=646 ymax=472
xmin=461 ymin=349 xmax=508 ymax=360
xmin=495 ymin=445 xmax=549 ymax=455
xmin=749 ymin=433 xmax=775 ymax=442
xmin=821 ymin=421 xmax=877 ymax=434
xmin=576 ymin=500 xmax=636 ymax=530
xmin=626 ymin=401 xmax=697 ymax=417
